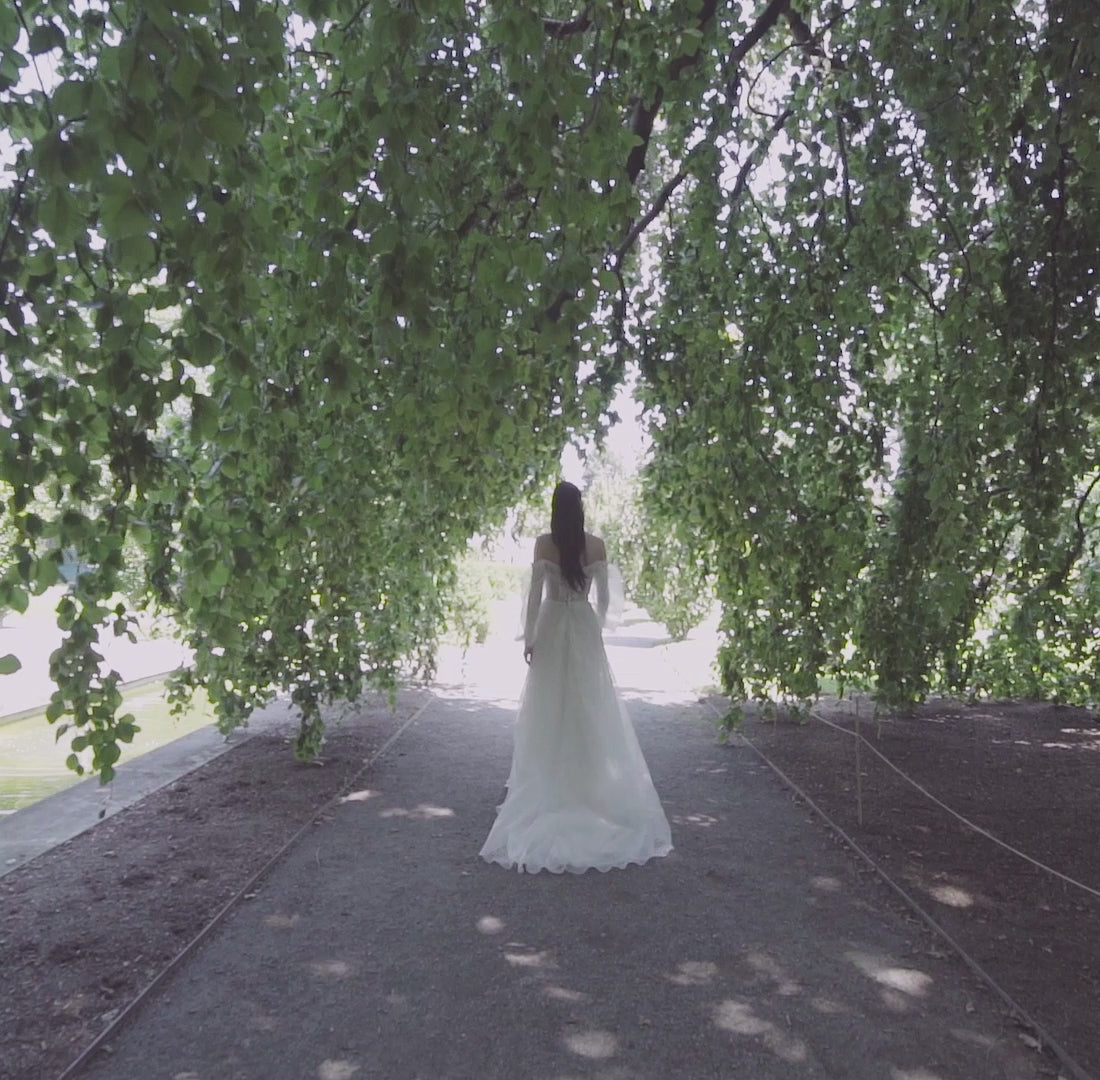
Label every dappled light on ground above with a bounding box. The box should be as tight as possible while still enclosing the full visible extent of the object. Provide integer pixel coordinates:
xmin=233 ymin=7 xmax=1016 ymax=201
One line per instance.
xmin=456 ymin=701 xmax=1018 ymax=1080
xmin=377 ymin=803 xmax=455 ymax=820
xmin=712 ymin=999 xmax=809 ymax=1063
xmin=745 ymin=695 xmax=1098 ymax=1075
xmin=317 ymin=1060 xmax=360 ymax=1080
xmin=504 ymin=948 xmax=554 ymax=970
xmin=847 ymin=951 xmax=932 ymax=998
xmin=544 ymin=985 xmax=590 ymax=1003
xmin=338 ymin=789 xmax=377 ymax=803
xmin=879 ymin=988 xmax=913 ymax=1013
xmin=307 ymin=959 xmax=353 ymax=980
xmin=810 ymin=994 xmax=850 ymax=1015
xmin=9 ymin=629 xmax=1059 ymax=1080
xmin=927 ymin=883 xmax=974 ymax=908
xmin=563 ymin=1028 xmax=618 ymax=1059
xmin=667 ymin=960 xmax=718 ymax=986
xmin=1041 ymin=736 xmax=1100 ymax=750
xmin=746 ymin=952 xmax=802 ymax=996
xmin=670 ymin=811 xmax=720 ymax=827
xmin=987 ymin=727 xmax=1100 ymax=753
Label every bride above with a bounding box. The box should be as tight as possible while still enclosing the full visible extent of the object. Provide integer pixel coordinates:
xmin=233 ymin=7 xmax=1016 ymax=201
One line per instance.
xmin=479 ymin=481 xmax=673 ymax=874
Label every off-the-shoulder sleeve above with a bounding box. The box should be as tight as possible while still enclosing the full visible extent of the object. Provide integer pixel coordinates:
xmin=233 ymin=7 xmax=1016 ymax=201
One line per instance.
xmin=593 ymin=562 xmax=625 ymax=631
xmin=522 ymin=561 xmax=547 ymax=648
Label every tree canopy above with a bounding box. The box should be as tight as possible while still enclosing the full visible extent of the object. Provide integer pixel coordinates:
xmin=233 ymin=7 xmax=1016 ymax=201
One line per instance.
xmin=2 ymin=0 xmax=1098 ymax=780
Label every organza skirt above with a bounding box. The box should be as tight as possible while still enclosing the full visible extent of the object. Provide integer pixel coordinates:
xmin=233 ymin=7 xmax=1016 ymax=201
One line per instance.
xmin=480 ymin=599 xmax=672 ymax=874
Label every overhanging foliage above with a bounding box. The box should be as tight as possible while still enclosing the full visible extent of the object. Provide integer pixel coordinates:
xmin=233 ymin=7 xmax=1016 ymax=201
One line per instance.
xmin=634 ymin=0 xmax=1100 ymax=708
xmin=1 ymin=1 xmax=1097 ymax=780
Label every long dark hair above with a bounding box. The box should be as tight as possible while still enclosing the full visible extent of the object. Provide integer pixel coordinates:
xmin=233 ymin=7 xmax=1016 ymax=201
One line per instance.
xmin=550 ymin=481 xmax=586 ymax=591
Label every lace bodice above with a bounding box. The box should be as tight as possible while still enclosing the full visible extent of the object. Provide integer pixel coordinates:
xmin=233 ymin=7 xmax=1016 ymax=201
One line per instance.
xmin=523 ymin=559 xmax=621 ymax=647
xmin=540 ymin=560 xmax=596 ymax=603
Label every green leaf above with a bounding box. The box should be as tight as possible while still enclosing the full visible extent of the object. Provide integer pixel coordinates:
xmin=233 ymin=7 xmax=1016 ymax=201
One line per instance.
xmin=39 ymin=187 xmax=80 ymax=244
xmin=101 ymin=196 xmax=151 ymax=241
xmin=113 ymin=234 xmax=157 ymax=273
xmin=115 ymin=715 xmax=139 ymax=743
xmin=0 ymin=654 xmax=21 ymax=675
xmin=52 ymin=79 xmax=90 ymax=119
xmin=28 ymin=21 xmax=65 ymax=56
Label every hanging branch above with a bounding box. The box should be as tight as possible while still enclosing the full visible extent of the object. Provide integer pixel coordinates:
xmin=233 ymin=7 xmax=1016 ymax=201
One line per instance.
xmin=625 ymin=0 xmax=722 ymax=182
xmin=454 ymin=180 xmax=527 ymax=239
xmin=835 ymin=114 xmax=856 ymax=229
xmin=611 ymin=261 xmax=629 ymax=351
xmin=730 ymin=104 xmax=794 ymax=201
xmin=13 ymin=1 xmax=57 ymax=130
xmin=1043 ymin=469 xmax=1100 ymax=595
xmin=543 ymin=0 xmax=807 ymax=321
xmin=616 ymin=95 xmax=793 ymax=271
xmin=727 ymin=0 xmax=792 ymax=76
xmin=0 ymin=174 xmax=29 ymax=283
xmin=543 ymin=7 xmax=593 ymax=39
xmin=338 ymin=1 xmax=371 ymax=35
xmin=783 ymin=2 xmax=846 ymax=70
xmin=614 ymin=168 xmax=689 ymax=268
xmin=1045 ymin=87 xmax=1071 ymax=379
xmin=901 ymin=268 xmax=945 ymax=317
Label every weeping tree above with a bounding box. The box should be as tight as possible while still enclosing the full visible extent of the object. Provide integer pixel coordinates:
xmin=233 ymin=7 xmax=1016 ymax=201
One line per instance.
xmin=1 ymin=1 xmax=1097 ymax=782
xmin=635 ymin=0 xmax=1100 ymax=710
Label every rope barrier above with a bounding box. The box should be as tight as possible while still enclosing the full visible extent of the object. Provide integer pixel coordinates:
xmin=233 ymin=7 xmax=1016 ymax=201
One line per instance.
xmin=662 ymin=644 xmax=1096 ymax=1080
xmin=727 ymin=719 xmax=1096 ymax=1080
xmin=809 ymin=706 xmax=1100 ymax=901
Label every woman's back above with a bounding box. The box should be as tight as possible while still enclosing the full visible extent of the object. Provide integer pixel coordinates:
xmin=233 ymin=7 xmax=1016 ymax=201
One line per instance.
xmin=479 ymin=479 xmax=672 ymax=874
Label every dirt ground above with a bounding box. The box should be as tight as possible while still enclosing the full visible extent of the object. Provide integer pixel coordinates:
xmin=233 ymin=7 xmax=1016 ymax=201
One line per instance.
xmin=736 ymin=697 xmax=1100 ymax=1080
xmin=0 ymin=698 xmax=413 ymax=1080
xmin=1 ymin=692 xmax=1097 ymax=1080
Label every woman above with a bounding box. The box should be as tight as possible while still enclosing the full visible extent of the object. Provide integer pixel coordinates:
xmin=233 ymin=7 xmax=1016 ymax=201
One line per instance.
xmin=479 ymin=481 xmax=673 ymax=874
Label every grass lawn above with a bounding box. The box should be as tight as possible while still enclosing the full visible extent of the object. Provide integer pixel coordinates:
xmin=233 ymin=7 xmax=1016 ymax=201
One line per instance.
xmin=0 ymin=681 xmax=218 ymax=813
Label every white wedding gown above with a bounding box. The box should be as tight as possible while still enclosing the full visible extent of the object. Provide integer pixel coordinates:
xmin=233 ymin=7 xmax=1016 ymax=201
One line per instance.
xmin=479 ymin=559 xmax=673 ymax=874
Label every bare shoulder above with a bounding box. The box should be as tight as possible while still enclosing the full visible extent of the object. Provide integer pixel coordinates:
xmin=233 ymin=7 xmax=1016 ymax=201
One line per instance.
xmin=585 ymin=534 xmax=607 ymax=562
xmin=533 ymin=534 xmax=556 ymax=560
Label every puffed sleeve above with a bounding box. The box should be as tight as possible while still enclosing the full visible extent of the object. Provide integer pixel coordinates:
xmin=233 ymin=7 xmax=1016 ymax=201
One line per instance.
xmin=592 ymin=562 xmax=625 ymax=631
xmin=522 ymin=561 xmax=547 ymax=649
